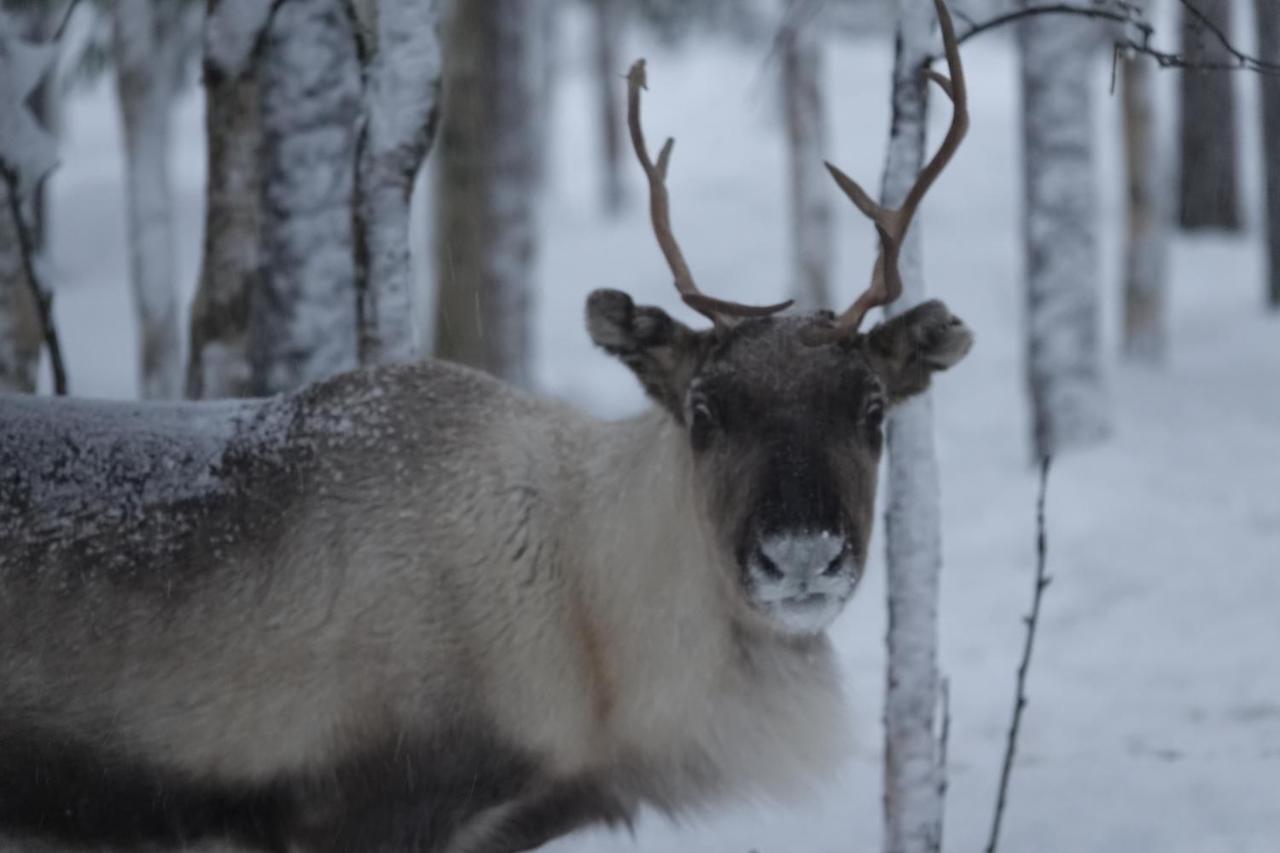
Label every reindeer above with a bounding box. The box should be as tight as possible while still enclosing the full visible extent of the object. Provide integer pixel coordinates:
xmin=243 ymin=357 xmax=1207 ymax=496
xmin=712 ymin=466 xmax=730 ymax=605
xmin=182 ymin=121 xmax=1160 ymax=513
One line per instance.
xmin=0 ymin=1 xmax=970 ymax=850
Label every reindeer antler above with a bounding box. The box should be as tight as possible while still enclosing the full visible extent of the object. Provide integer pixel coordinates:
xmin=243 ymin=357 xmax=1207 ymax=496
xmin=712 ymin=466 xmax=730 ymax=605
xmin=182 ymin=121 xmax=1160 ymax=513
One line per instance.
xmin=626 ymin=59 xmax=793 ymax=326
xmin=823 ymin=0 xmax=969 ymax=338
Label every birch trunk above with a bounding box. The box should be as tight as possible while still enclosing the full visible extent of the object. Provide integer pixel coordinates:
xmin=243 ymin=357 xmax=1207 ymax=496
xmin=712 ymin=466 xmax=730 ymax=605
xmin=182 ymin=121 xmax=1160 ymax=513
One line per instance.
xmin=0 ymin=180 xmax=41 ymax=392
xmin=352 ymin=0 xmax=443 ymax=366
xmin=780 ymin=0 xmax=832 ymax=310
xmin=592 ymin=0 xmax=626 ymax=213
xmin=252 ymin=0 xmax=361 ymax=395
xmin=1121 ymin=53 xmax=1168 ymax=362
xmin=880 ymin=3 xmax=946 ymax=850
xmin=433 ymin=0 xmax=541 ymax=386
xmin=186 ymin=0 xmax=272 ymax=400
xmin=1019 ymin=10 xmax=1108 ymax=461
xmin=1257 ymin=0 xmax=1280 ymax=310
xmin=1177 ymin=0 xmax=1240 ymax=230
xmin=112 ymin=0 xmax=184 ymax=400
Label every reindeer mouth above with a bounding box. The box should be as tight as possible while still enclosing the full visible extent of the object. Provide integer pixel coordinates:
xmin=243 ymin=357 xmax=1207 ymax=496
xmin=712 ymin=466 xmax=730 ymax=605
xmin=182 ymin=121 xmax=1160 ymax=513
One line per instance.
xmin=766 ymin=593 xmax=844 ymax=636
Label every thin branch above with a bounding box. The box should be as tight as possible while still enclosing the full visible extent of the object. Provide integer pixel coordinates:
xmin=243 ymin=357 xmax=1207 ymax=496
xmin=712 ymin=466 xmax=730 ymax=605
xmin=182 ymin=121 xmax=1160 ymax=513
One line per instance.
xmin=0 ymin=162 xmax=67 ymax=395
xmin=985 ymin=456 xmax=1052 ymax=853
xmin=933 ymin=1 xmax=1280 ymax=76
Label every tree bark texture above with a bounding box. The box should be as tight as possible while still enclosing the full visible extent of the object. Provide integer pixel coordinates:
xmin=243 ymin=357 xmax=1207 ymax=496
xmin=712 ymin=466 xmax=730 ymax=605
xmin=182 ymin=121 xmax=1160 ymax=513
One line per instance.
xmin=592 ymin=0 xmax=626 ymax=214
xmin=1257 ymin=0 xmax=1280 ymax=309
xmin=252 ymin=0 xmax=361 ymax=395
xmin=1177 ymin=0 xmax=1240 ymax=230
xmin=352 ymin=0 xmax=443 ymax=366
xmin=1019 ymin=10 xmax=1108 ymax=461
xmin=780 ymin=0 xmax=832 ymax=311
xmin=112 ymin=0 xmax=185 ymax=399
xmin=879 ymin=3 xmax=947 ymax=851
xmin=0 ymin=179 xmax=41 ymax=393
xmin=186 ymin=0 xmax=271 ymax=400
xmin=433 ymin=0 xmax=541 ymax=387
xmin=1121 ymin=54 xmax=1168 ymax=362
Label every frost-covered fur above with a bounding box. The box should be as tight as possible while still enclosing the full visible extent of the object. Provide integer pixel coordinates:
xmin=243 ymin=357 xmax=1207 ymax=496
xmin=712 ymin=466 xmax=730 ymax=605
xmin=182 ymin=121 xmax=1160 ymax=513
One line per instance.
xmin=0 ymin=364 xmax=845 ymax=852
xmin=0 ymin=296 xmax=971 ymax=852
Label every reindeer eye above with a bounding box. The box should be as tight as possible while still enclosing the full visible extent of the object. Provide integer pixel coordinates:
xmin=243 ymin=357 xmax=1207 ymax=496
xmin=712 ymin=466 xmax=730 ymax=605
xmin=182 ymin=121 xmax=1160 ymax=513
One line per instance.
xmin=864 ymin=398 xmax=886 ymax=429
xmin=689 ymin=399 xmax=717 ymax=450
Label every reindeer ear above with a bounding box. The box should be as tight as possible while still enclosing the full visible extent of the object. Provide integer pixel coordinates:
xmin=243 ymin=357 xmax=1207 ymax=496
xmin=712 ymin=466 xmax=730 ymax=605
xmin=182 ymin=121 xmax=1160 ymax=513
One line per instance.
xmin=586 ymin=289 xmax=710 ymax=419
xmin=862 ymin=299 xmax=973 ymax=404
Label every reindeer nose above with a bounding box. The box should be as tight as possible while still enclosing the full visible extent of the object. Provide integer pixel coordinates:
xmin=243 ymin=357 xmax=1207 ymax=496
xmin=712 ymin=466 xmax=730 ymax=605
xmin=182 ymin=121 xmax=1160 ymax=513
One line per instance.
xmin=757 ymin=531 xmax=851 ymax=581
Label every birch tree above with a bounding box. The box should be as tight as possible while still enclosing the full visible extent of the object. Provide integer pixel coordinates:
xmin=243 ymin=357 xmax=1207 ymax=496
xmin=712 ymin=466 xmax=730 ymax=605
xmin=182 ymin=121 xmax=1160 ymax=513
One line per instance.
xmin=0 ymin=180 xmax=41 ymax=393
xmin=876 ymin=1 xmax=959 ymax=849
xmin=1121 ymin=52 xmax=1167 ymax=362
xmin=186 ymin=0 xmax=272 ymax=400
xmin=0 ymin=8 xmax=59 ymax=394
xmin=252 ymin=0 xmax=361 ymax=395
xmin=1177 ymin=0 xmax=1240 ymax=230
xmin=1019 ymin=8 xmax=1108 ymax=460
xmin=779 ymin=0 xmax=833 ymax=310
xmin=112 ymin=0 xmax=186 ymax=399
xmin=351 ymin=0 xmax=443 ymax=366
xmin=433 ymin=0 xmax=542 ymax=386
xmin=1258 ymin=0 xmax=1280 ymax=310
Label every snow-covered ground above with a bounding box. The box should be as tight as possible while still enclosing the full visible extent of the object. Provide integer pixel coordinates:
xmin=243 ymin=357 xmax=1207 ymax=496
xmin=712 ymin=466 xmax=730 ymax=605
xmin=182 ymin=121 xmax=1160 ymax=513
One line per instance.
xmin=38 ymin=17 xmax=1280 ymax=853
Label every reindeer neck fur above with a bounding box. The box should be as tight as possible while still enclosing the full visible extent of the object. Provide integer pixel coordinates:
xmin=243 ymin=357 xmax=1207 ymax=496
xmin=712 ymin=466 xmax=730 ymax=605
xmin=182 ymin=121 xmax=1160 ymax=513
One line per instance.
xmin=543 ymin=406 xmax=853 ymax=809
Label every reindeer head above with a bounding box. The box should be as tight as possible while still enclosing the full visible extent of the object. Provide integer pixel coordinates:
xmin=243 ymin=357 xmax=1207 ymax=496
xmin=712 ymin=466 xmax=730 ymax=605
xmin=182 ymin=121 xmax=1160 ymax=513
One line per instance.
xmin=588 ymin=0 xmax=972 ymax=636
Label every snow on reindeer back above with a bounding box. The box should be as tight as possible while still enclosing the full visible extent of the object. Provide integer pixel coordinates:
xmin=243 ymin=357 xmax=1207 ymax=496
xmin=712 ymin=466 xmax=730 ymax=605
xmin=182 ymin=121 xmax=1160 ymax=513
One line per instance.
xmin=0 ymin=393 xmax=298 ymax=582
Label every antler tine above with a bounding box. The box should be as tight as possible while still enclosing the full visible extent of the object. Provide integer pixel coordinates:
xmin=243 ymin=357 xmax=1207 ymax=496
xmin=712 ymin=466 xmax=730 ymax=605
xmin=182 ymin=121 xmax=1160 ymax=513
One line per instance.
xmin=824 ymin=0 xmax=969 ymax=338
xmin=626 ymin=59 xmax=793 ymax=326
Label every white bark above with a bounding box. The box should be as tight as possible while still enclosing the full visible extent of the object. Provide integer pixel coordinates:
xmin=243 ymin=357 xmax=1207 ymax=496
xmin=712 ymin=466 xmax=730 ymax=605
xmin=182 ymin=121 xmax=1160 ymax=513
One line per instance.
xmin=880 ymin=3 xmax=946 ymax=851
xmin=1121 ymin=53 xmax=1168 ymax=363
xmin=352 ymin=0 xmax=443 ymax=366
xmin=433 ymin=0 xmax=542 ymax=386
xmin=1019 ymin=9 xmax=1108 ymax=461
xmin=112 ymin=0 xmax=184 ymax=399
xmin=186 ymin=0 xmax=272 ymax=400
xmin=780 ymin=0 xmax=832 ymax=310
xmin=252 ymin=0 xmax=361 ymax=395
xmin=1257 ymin=0 xmax=1280 ymax=310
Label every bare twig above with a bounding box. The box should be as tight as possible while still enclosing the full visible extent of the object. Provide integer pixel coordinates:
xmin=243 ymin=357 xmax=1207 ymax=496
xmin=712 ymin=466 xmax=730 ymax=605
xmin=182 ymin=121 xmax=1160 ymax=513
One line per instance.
xmin=0 ymin=161 xmax=68 ymax=395
xmin=933 ymin=1 xmax=1280 ymax=76
xmin=937 ymin=675 xmax=951 ymax=802
xmin=985 ymin=456 xmax=1052 ymax=853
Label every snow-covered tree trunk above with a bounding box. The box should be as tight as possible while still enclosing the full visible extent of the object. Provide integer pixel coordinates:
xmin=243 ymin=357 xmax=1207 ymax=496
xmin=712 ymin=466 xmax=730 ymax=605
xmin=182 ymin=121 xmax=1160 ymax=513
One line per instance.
xmin=1019 ymin=11 xmax=1108 ymax=461
xmin=0 ymin=180 xmax=41 ymax=392
xmin=0 ymin=6 xmax=61 ymax=395
xmin=1121 ymin=53 xmax=1167 ymax=362
xmin=433 ymin=0 xmax=542 ymax=386
xmin=351 ymin=0 xmax=443 ymax=366
xmin=186 ymin=0 xmax=273 ymax=400
xmin=1177 ymin=0 xmax=1240 ymax=230
xmin=112 ymin=0 xmax=184 ymax=399
xmin=780 ymin=0 xmax=832 ymax=310
xmin=252 ymin=0 xmax=361 ymax=395
xmin=592 ymin=0 xmax=626 ymax=213
xmin=1257 ymin=0 xmax=1280 ymax=310
xmin=880 ymin=3 xmax=947 ymax=850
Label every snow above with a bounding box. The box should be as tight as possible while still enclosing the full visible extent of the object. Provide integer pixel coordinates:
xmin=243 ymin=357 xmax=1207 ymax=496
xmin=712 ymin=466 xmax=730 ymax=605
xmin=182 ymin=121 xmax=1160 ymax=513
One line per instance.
xmin=31 ymin=14 xmax=1280 ymax=853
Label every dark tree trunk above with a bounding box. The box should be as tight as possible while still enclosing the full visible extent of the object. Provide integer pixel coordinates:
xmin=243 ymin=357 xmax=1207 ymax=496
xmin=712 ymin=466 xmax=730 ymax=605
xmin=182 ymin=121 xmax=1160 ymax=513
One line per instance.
xmin=779 ymin=0 xmax=832 ymax=311
xmin=187 ymin=0 xmax=270 ymax=400
xmin=1177 ymin=0 xmax=1241 ymax=231
xmin=433 ymin=0 xmax=541 ymax=386
xmin=592 ymin=0 xmax=626 ymax=214
xmin=1121 ymin=54 xmax=1167 ymax=362
xmin=1257 ymin=0 xmax=1280 ymax=309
